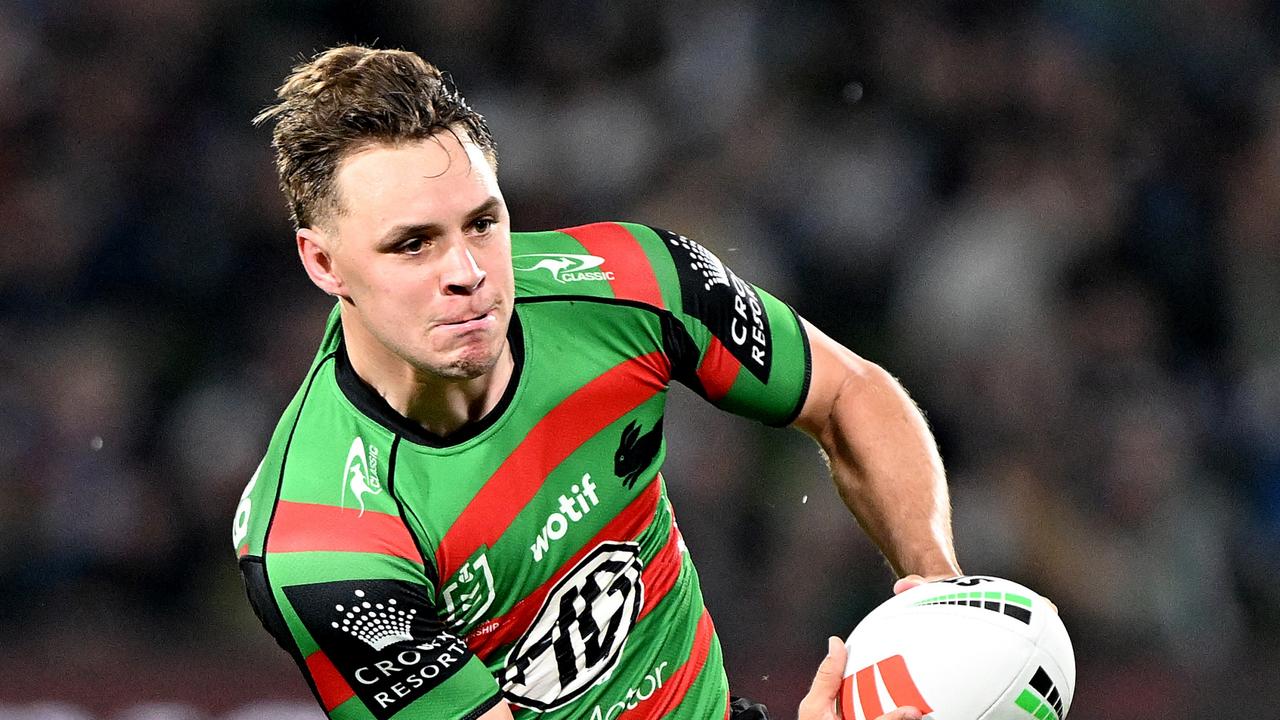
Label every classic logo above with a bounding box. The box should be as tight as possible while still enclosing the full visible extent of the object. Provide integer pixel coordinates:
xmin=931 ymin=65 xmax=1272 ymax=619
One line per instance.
xmin=615 ymin=419 xmax=662 ymax=490
xmin=658 ymin=229 xmax=773 ymax=382
xmin=342 ymin=436 xmax=382 ymax=515
xmin=282 ymin=579 xmax=472 ymax=720
xmin=442 ymin=549 xmax=496 ymax=633
xmin=514 ymin=253 xmax=616 ymax=283
xmin=231 ymin=461 xmax=262 ymax=550
xmin=500 ymin=541 xmax=644 ymax=711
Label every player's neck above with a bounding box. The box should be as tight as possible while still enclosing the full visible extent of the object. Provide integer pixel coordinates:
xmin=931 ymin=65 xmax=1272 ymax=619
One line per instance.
xmin=341 ymin=317 xmax=514 ymax=438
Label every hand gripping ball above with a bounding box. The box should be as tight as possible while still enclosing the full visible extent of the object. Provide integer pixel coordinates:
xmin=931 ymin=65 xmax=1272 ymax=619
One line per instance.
xmin=839 ymin=576 xmax=1074 ymax=720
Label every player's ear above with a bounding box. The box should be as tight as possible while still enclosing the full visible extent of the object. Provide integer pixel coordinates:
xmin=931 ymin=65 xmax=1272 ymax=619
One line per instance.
xmin=297 ymin=227 xmax=348 ymax=299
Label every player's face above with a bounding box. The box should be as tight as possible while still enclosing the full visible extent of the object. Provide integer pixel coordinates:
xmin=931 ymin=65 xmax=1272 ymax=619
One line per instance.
xmin=323 ymin=133 xmax=514 ymax=381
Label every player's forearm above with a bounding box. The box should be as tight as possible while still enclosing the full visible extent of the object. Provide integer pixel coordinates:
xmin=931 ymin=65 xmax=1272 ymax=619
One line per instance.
xmin=823 ymin=361 xmax=958 ymax=577
xmin=795 ymin=322 xmax=960 ymax=578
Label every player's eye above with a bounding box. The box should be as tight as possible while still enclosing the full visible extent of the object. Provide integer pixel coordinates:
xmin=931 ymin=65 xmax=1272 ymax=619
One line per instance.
xmin=400 ymin=237 xmax=429 ymax=254
xmin=472 ymin=216 xmax=496 ymax=234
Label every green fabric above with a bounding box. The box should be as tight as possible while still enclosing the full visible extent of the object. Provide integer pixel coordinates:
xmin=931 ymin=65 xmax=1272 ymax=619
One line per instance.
xmin=235 ymin=224 xmax=810 ymax=718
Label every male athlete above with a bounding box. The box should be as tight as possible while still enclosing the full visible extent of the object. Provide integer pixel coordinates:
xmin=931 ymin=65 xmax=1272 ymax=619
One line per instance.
xmin=234 ymin=46 xmax=958 ymax=720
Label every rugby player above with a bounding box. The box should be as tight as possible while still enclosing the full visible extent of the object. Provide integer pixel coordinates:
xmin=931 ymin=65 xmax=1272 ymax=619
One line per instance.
xmin=234 ymin=45 xmax=960 ymax=720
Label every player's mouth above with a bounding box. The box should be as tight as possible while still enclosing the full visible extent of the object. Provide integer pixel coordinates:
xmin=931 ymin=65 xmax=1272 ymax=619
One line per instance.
xmin=437 ymin=307 xmax=499 ymax=333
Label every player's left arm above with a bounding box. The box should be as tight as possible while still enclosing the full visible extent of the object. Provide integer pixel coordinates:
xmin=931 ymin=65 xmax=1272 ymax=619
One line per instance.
xmin=791 ymin=319 xmax=961 ymax=581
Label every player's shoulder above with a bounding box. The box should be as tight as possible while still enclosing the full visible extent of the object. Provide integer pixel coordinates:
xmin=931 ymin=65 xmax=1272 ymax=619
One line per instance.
xmin=512 ymin=221 xmax=692 ymax=311
xmin=232 ymin=306 xmax=397 ymax=558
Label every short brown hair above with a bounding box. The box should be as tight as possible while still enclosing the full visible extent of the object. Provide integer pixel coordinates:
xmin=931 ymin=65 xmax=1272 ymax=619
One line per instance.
xmin=254 ymin=45 xmax=498 ymax=229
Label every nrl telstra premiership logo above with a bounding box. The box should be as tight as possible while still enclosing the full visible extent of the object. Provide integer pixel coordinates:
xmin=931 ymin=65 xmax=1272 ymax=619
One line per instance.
xmin=513 ymin=253 xmax=616 ymax=283
xmin=342 ymin=436 xmax=382 ymax=515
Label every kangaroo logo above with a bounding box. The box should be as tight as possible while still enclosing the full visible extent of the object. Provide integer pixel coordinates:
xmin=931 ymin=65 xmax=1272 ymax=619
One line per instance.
xmin=342 ymin=436 xmax=382 ymax=516
xmin=513 ymin=253 xmax=612 ymax=283
xmin=615 ymin=419 xmax=663 ymax=489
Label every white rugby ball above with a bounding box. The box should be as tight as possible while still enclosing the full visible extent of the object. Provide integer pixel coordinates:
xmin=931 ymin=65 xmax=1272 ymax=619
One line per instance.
xmin=838 ymin=576 xmax=1074 ymax=720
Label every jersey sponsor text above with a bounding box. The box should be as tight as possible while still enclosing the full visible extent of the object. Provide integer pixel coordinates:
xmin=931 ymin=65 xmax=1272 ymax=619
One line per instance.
xmin=529 ymin=473 xmax=601 ymax=562
xmin=588 ymin=661 xmax=670 ymax=720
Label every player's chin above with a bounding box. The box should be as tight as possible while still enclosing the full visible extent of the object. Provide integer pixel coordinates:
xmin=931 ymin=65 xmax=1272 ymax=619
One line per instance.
xmin=432 ymin=343 xmax=504 ymax=380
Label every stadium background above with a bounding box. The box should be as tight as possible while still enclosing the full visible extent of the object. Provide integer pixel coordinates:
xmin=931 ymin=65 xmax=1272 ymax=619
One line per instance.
xmin=2 ymin=1 xmax=1278 ymax=718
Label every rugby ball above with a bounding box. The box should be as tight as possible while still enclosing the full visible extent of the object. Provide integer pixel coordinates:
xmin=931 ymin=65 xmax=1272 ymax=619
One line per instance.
xmin=838 ymin=576 xmax=1073 ymax=720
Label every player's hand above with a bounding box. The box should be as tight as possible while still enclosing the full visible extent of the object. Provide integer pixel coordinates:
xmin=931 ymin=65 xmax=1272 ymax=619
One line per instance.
xmin=892 ymin=573 xmax=955 ymax=595
xmin=798 ymin=636 xmax=923 ymax=720
xmin=894 ymin=574 xmax=1059 ymax=614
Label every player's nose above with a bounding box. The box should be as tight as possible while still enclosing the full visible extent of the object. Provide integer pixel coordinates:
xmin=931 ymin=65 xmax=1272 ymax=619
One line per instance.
xmin=441 ymin=241 xmax=486 ymax=295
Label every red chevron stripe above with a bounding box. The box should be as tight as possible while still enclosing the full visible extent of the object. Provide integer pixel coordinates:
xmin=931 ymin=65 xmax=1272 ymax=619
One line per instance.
xmin=305 ymin=650 xmax=355 ymax=711
xmin=466 ymin=475 xmax=663 ymax=659
xmin=696 ymin=335 xmax=741 ymax=402
xmin=878 ymin=655 xmax=933 ymax=714
xmin=436 ymin=353 xmax=667 ymax=581
xmin=615 ymin=609 xmax=715 ymax=720
xmin=563 ymin=222 xmax=665 ymax=309
xmin=638 ymin=514 xmax=684 ymax=620
xmin=267 ymin=501 xmax=422 ymax=563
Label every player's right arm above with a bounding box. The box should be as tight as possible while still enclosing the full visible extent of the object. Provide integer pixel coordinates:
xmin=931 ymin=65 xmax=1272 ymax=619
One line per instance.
xmin=238 ymin=548 xmax=506 ymax=720
xmin=233 ymin=440 xmax=504 ymax=718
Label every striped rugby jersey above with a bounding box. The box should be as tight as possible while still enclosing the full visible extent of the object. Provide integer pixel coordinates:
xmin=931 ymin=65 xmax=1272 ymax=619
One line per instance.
xmin=232 ymin=222 xmax=812 ymax=720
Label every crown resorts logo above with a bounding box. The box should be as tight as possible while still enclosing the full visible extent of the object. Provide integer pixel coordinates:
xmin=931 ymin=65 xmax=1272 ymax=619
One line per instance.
xmin=513 ymin=253 xmax=615 ymax=283
xmin=666 ymin=234 xmax=730 ymax=291
xmin=332 ymin=588 xmax=417 ymax=651
xmin=342 ymin=436 xmax=382 ymax=515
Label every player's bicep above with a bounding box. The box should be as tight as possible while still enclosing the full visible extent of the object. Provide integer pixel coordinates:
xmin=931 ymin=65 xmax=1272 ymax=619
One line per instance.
xmin=788 ymin=317 xmax=911 ymax=448
xmin=791 ymin=318 xmax=881 ymax=442
xmin=648 ymin=227 xmax=811 ymax=425
xmin=242 ymin=560 xmax=501 ymax=720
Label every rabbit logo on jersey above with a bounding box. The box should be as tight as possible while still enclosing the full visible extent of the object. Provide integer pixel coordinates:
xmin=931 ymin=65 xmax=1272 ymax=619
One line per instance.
xmin=500 ymin=541 xmax=644 ymax=711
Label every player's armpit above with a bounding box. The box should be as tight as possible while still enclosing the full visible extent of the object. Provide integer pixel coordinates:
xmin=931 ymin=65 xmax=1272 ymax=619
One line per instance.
xmin=790 ymin=319 xmax=960 ymax=581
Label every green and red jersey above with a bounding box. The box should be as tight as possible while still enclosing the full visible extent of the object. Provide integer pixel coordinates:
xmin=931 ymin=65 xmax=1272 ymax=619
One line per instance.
xmin=232 ymin=223 xmax=812 ymax=720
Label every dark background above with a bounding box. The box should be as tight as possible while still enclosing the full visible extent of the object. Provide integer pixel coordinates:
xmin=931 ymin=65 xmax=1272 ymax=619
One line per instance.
xmin=2 ymin=1 xmax=1278 ymax=718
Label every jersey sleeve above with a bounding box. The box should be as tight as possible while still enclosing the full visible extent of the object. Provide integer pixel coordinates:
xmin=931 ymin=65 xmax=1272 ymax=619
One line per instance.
xmin=239 ymin=554 xmax=502 ymax=720
xmin=629 ymin=224 xmax=812 ymax=426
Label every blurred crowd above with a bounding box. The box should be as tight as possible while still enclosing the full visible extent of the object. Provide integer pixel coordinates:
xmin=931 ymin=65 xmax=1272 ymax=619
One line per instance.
xmin=1 ymin=1 xmax=1277 ymax=718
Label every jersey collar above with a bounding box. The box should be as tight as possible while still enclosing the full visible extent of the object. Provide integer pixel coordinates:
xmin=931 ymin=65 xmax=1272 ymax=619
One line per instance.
xmin=334 ymin=308 xmax=525 ymax=448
